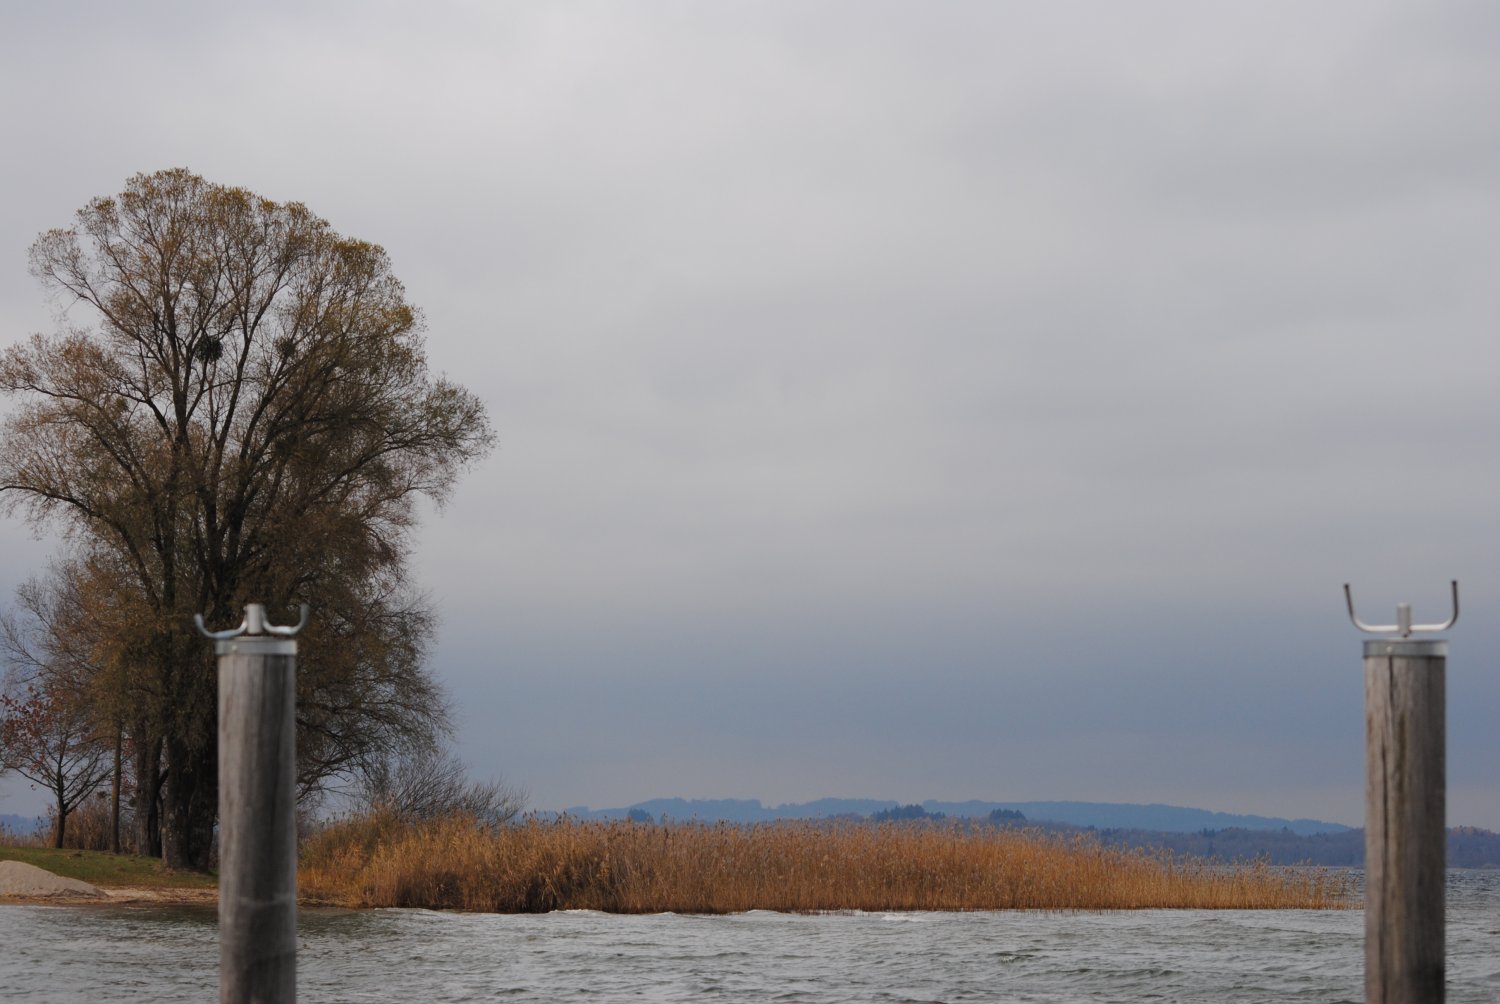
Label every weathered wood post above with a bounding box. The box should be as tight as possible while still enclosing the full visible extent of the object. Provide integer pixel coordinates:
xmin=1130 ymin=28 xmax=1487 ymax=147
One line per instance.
xmin=196 ymin=603 xmax=308 ymax=1004
xmin=1345 ymin=582 xmax=1456 ymax=1004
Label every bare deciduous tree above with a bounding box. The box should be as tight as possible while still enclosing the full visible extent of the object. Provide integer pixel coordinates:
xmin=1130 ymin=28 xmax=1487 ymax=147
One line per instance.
xmin=2 ymin=558 xmax=135 ymax=852
xmin=356 ymin=747 xmax=525 ymax=828
xmin=0 ymin=169 xmax=494 ymax=869
xmin=0 ymin=680 xmax=111 ymax=848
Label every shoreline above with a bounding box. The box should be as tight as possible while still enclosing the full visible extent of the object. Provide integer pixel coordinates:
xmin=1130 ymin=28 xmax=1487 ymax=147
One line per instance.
xmin=0 ymin=886 xmax=219 ymax=907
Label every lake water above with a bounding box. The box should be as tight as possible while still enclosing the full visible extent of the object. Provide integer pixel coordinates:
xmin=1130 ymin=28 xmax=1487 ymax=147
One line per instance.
xmin=2 ymin=871 xmax=1496 ymax=1002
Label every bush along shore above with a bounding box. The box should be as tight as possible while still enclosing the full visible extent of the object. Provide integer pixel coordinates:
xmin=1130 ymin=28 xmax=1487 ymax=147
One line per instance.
xmin=298 ymin=814 xmax=1351 ymax=913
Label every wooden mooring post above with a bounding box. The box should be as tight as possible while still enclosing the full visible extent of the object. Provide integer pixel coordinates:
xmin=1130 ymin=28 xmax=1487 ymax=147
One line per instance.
xmin=1346 ymin=582 xmax=1456 ymax=1004
xmin=197 ymin=603 xmax=308 ymax=1004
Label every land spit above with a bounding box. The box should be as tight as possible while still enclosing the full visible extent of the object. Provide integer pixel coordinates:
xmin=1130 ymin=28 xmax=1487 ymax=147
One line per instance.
xmin=301 ymin=815 xmax=1353 ymax=913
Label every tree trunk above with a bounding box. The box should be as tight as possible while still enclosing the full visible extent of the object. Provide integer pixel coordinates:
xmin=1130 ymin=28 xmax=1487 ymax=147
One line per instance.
xmin=110 ymin=725 xmax=122 ymax=855
xmin=133 ymin=733 xmax=163 ymax=860
xmin=52 ymin=783 xmax=66 ymax=849
xmin=162 ymin=734 xmax=217 ymax=871
xmin=188 ymin=761 xmax=217 ymax=868
xmin=161 ymin=738 xmax=189 ymax=870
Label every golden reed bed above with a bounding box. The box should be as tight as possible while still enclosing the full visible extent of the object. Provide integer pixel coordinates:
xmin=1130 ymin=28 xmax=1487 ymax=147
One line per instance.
xmin=299 ymin=815 xmax=1350 ymax=913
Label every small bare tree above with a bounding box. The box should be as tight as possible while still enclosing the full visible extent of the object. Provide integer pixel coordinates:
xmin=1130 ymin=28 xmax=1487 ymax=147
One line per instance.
xmin=0 ymin=680 xmax=111 ymax=848
xmin=2 ymin=559 xmax=135 ymax=853
xmin=357 ymin=747 xmax=524 ymax=828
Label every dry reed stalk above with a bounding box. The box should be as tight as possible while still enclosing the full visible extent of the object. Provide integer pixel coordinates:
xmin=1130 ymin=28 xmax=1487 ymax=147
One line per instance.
xmin=298 ymin=815 xmax=1351 ymax=914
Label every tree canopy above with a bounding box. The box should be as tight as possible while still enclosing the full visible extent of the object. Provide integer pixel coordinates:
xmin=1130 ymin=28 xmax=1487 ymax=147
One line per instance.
xmin=0 ymin=168 xmax=493 ymax=868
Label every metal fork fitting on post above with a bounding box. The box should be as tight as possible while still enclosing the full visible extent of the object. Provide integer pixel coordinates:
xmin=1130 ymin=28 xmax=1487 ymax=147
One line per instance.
xmin=196 ymin=603 xmax=308 ymax=1004
xmin=1344 ymin=581 xmax=1456 ymax=1004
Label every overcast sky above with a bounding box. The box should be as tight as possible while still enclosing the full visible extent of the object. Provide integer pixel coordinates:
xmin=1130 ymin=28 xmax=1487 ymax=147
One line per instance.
xmin=2 ymin=2 xmax=1497 ymax=828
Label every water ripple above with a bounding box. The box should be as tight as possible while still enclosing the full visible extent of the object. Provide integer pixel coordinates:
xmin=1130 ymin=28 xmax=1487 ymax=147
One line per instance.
xmin=0 ymin=872 xmax=1495 ymax=1002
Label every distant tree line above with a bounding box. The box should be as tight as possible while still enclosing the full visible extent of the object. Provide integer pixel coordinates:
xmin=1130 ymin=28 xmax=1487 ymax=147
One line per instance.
xmin=872 ymin=804 xmax=946 ymax=822
xmin=867 ymin=805 xmax=1029 ymax=825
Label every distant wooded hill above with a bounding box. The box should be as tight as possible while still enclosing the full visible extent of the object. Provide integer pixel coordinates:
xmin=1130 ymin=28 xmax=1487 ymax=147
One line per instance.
xmin=564 ymin=797 xmax=1354 ymax=835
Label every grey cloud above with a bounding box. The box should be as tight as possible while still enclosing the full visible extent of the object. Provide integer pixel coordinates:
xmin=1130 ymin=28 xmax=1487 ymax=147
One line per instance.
xmin=1 ymin=1 xmax=1497 ymax=827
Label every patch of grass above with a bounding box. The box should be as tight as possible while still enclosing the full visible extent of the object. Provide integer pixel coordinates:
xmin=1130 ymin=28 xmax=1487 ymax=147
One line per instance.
xmin=300 ymin=814 xmax=1352 ymax=913
xmin=0 ymin=845 xmax=216 ymax=890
